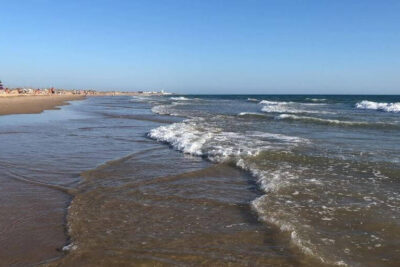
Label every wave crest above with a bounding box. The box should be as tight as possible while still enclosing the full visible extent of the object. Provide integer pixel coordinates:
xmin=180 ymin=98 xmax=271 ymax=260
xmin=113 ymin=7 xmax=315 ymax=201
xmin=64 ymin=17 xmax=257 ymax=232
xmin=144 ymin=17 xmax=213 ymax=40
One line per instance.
xmin=259 ymin=100 xmax=328 ymax=114
xmin=170 ymin=96 xmax=190 ymax=101
xmin=356 ymin=100 xmax=400 ymax=113
xmin=148 ymin=119 xmax=307 ymax=162
xmin=276 ymin=114 xmax=399 ymax=129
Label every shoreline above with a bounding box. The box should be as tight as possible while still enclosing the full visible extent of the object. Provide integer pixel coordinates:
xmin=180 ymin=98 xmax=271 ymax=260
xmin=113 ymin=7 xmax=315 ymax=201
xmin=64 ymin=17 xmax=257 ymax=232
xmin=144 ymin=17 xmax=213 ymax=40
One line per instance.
xmin=0 ymin=95 xmax=86 ymax=116
xmin=0 ymin=95 xmax=87 ymax=266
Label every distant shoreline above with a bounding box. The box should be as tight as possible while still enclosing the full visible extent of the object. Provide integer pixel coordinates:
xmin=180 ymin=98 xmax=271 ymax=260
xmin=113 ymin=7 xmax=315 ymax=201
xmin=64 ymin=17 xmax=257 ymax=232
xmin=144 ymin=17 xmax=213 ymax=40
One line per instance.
xmin=0 ymin=92 xmax=172 ymax=116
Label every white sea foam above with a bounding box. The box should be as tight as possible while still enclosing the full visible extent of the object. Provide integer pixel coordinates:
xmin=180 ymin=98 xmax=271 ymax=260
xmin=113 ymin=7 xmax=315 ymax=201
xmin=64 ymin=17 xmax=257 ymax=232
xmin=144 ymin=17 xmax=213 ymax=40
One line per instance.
xmin=251 ymin=196 xmax=322 ymax=261
xmin=147 ymin=97 xmax=398 ymax=267
xmin=148 ymin=119 xmax=306 ymax=162
xmin=306 ymin=98 xmax=327 ymax=102
xmin=276 ymin=114 xmax=366 ymax=126
xmin=259 ymin=100 xmax=284 ymax=105
xmin=148 ymin=118 xmax=357 ymax=266
xmin=301 ymin=103 xmax=328 ymax=106
xmin=238 ymin=112 xmax=265 ymax=116
xmin=247 ymin=98 xmax=259 ymax=102
xmin=356 ymin=100 xmax=400 ymax=113
xmin=276 ymin=114 xmax=398 ymax=128
xmin=252 ymin=193 xmax=349 ymax=266
xmin=148 ymin=118 xmax=308 ymax=210
xmin=247 ymin=131 xmax=308 ymax=144
xmin=148 ymin=120 xmax=213 ymax=156
xmin=261 ymin=104 xmax=321 ymax=114
xmin=151 ymin=105 xmax=172 ymax=115
xmin=170 ymin=96 xmax=190 ymax=101
xmin=237 ymin=159 xmax=297 ymax=192
xmin=151 ymin=103 xmax=183 ymax=116
xmin=62 ymin=243 xmax=78 ymax=251
xmin=259 ymin=100 xmax=330 ymax=114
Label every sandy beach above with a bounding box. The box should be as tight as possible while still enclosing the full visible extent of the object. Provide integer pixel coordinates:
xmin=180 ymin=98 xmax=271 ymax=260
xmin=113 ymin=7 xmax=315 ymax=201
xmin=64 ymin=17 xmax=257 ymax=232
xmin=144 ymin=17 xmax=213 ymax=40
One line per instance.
xmin=0 ymin=95 xmax=86 ymax=116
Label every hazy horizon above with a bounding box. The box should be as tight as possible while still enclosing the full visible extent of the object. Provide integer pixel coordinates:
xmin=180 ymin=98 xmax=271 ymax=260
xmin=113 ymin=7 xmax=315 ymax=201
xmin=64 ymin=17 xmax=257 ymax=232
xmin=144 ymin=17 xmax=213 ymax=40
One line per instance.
xmin=1 ymin=0 xmax=399 ymax=94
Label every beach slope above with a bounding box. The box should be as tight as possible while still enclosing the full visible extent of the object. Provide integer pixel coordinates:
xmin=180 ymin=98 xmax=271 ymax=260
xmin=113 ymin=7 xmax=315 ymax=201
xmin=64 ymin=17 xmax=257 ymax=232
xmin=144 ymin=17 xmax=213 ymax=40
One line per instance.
xmin=0 ymin=95 xmax=85 ymax=116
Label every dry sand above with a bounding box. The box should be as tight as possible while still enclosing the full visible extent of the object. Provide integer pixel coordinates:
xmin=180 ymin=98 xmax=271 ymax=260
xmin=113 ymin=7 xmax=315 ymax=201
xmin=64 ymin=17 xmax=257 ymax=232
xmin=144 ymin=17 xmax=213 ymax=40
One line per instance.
xmin=0 ymin=95 xmax=85 ymax=116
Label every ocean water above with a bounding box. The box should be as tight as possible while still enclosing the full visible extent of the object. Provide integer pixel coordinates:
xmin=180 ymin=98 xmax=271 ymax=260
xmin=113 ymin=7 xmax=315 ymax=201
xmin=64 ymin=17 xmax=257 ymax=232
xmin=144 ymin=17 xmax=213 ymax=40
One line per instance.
xmin=148 ymin=95 xmax=400 ymax=266
xmin=0 ymin=95 xmax=399 ymax=266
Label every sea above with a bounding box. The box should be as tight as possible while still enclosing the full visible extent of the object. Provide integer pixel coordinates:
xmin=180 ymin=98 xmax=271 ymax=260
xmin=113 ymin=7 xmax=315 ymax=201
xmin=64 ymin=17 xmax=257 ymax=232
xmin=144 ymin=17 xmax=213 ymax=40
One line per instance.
xmin=0 ymin=95 xmax=399 ymax=266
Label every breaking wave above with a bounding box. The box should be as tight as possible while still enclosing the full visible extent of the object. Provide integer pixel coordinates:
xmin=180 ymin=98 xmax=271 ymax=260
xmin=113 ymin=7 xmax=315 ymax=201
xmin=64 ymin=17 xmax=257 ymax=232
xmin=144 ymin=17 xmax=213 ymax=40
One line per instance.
xmin=356 ymin=100 xmax=400 ymax=113
xmin=145 ymin=95 xmax=400 ymax=266
xmin=151 ymin=104 xmax=176 ymax=115
xmin=305 ymin=98 xmax=327 ymax=102
xmin=145 ymin=118 xmax=361 ymax=265
xmin=147 ymin=120 xmax=357 ymax=265
xmin=275 ymin=114 xmax=399 ymax=129
xmin=170 ymin=96 xmax=190 ymax=101
xmin=259 ymin=100 xmax=330 ymax=114
xmin=237 ymin=112 xmax=266 ymax=117
xmin=259 ymin=100 xmax=282 ymax=105
xmin=148 ymin=119 xmax=306 ymax=161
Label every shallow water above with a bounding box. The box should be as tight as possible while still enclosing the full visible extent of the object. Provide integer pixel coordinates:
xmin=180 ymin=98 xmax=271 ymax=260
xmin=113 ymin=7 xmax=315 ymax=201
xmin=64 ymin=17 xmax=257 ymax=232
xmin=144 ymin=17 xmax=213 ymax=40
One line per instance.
xmin=0 ymin=95 xmax=399 ymax=266
xmin=147 ymin=94 xmax=400 ymax=266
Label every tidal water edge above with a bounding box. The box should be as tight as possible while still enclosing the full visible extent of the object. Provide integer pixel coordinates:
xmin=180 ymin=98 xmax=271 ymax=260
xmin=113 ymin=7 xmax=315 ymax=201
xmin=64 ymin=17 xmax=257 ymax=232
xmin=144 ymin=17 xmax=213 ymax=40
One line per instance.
xmin=0 ymin=95 xmax=399 ymax=266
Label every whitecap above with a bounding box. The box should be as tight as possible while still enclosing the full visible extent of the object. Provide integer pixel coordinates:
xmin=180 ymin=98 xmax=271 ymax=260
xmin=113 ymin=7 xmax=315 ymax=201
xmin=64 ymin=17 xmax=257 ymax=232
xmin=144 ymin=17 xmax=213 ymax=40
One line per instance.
xmin=276 ymin=114 xmax=398 ymax=128
xmin=259 ymin=100 xmax=331 ymax=114
xmin=306 ymin=98 xmax=327 ymax=102
xmin=238 ymin=112 xmax=265 ymax=116
xmin=355 ymin=100 xmax=400 ymax=113
xmin=259 ymin=100 xmax=284 ymax=105
xmin=148 ymin=119 xmax=306 ymax=162
xmin=261 ymin=105 xmax=322 ymax=114
xmin=170 ymin=96 xmax=190 ymax=101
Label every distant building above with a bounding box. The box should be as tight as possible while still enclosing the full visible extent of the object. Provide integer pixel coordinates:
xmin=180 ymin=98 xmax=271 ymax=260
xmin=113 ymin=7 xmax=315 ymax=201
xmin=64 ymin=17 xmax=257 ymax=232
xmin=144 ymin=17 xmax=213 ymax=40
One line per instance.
xmin=0 ymin=80 xmax=3 ymax=90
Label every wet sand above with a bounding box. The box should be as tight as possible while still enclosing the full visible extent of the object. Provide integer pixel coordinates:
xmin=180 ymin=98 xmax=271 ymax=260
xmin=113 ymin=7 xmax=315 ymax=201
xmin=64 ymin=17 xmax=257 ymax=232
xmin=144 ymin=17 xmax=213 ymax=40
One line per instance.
xmin=0 ymin=174 xmax=71 ymax=266
xmin=0 ymin=95 xmax=85 ymax=116
xmin=0 ymin=96 xmax=85 ymax=266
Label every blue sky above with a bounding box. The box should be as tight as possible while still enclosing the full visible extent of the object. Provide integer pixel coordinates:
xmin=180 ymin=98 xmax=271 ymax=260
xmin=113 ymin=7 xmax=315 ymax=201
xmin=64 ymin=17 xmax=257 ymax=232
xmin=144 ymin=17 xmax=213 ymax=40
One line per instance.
xmin=0 ymin=0 xmax=399 ymax=94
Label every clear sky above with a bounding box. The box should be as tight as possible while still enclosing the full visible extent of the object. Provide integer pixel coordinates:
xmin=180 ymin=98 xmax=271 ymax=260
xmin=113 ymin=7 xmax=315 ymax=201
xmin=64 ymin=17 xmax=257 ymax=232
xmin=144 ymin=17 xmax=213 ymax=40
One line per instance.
xmin=0 ymin=0 xmax=399 ymax=94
